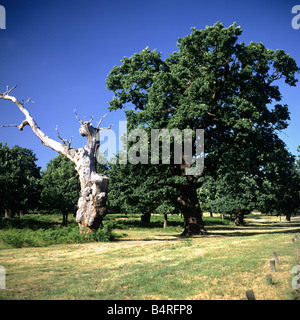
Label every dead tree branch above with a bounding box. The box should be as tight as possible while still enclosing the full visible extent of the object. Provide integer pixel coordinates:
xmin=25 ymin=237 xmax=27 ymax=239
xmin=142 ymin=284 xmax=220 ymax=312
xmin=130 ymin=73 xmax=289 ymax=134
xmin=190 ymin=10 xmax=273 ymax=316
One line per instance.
xmin=96 ymin=113 xmax=114 ymax=130
xmin=0 ymin=120 xmax=29 ymax=131
xmin=1 ymin=85 xmax=18 ymax=96
xmin=21 ymin=98 xmax=35 ymax=106
xmin=74 ymin=109 xmax=84 ymax=124
xmin=0 ymin=85 xmax=76 ymax=160
xmin=96 ymin=113 xmax=108 ymax=129
xmin=98 ymin=124 xmax=114 ymax=130
xmin=56 ymin=124 xmax=73 ymax=149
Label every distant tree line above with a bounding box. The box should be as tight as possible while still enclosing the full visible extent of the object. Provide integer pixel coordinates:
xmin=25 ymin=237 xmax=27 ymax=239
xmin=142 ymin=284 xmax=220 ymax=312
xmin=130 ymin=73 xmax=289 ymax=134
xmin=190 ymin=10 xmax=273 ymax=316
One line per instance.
xmin=0 ymin=143 xmax=80 ymax=225
xmin=0 ymin=142 xmax=299 ymax=228
xmin=108 ymin=144 xmax=300 ymax=226
xmin=0 ymin=143 xmax=40 ymax=219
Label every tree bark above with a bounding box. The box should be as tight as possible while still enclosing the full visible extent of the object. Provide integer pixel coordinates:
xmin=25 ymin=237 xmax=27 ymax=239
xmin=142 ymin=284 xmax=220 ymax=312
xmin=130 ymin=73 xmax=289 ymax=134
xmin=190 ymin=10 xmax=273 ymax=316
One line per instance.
xmin=177 ymin=183 xmax=206 ymax=235
xmin=62 ymin=211 xmax=68 ymax=226
xmin=177 ymin=144 xmax=206 ymax=236
xmin=0 ymin=208 xmax=2 ymax=228
xmin=234 ymin=209 xmax=248 ymax=226
xmin=0 ymin=86 xmax=111 ymax=233
xmin=4 ymin=209 xmax=15 ymax=219
xmin=74 ymin=121 xmax=109 ymax=233
xmin=163 ymin=213 xmax=168 ymax=228
xmin=141 ymin=211 xmax=151 ymax=223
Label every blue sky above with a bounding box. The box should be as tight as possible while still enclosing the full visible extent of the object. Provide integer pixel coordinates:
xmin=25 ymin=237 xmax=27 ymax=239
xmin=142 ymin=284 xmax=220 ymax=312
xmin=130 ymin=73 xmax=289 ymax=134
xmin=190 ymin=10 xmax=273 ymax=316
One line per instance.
xmin=0 ymin=0 xmax=299 ymax=169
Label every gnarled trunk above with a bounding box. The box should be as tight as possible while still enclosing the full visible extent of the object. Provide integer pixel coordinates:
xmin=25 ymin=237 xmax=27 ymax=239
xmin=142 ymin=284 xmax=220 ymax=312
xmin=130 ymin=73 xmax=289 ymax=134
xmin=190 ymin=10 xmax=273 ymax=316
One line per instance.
xmin=0 ymin=86 xmax=112 ymax=233
xmin=234 ymin=209 xmax=249 ymax=226
xmin=74 ymin=123 xmax=109 ymax=232
xmin=177 ymin=183 xmax=206 ymax=235
xmin=177 ymin=145 xmax=206 ymax=236
xmin=141 ymin=211 xmax=151 ymax=223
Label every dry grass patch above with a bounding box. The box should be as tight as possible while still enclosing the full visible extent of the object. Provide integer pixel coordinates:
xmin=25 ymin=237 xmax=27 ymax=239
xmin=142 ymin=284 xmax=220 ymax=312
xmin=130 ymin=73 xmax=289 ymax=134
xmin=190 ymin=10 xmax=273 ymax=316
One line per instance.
xmin=0 ymin=215 xmax=299 ymax=300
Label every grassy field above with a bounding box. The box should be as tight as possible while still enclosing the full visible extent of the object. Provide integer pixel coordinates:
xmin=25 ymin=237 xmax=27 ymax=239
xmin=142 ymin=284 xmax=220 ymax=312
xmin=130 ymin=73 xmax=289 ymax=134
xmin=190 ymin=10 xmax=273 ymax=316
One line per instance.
xmin=0 ymin=213 xmax=299 ymax=300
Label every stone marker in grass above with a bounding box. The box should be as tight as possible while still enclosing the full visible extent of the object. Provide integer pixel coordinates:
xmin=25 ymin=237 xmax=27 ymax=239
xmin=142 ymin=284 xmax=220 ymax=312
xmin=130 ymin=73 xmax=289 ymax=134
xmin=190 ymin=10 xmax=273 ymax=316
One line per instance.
xmin=270 ymin=260 xmax=276 ymax=272
xmin=245 ymin=290 xmax=255 ymax=300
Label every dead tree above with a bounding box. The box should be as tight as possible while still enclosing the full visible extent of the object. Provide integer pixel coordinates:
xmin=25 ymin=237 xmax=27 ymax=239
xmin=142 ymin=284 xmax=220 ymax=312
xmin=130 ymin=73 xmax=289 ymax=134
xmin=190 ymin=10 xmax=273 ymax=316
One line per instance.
xmin=0 ymin=85 xmax=113 ymax=233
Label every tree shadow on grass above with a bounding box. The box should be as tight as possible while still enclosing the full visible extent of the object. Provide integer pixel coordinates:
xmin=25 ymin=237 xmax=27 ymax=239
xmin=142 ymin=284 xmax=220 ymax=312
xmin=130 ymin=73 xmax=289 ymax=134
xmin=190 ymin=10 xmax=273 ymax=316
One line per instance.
xmin=1 ymin=216 xmax=62 ymax=230
xmin=114 ymin=219 xmax=300 ymax=242
xmin=207 ymin=220 xmax=300 ymax=237
xmin=107 ymin=216 xmax=230 ymax=230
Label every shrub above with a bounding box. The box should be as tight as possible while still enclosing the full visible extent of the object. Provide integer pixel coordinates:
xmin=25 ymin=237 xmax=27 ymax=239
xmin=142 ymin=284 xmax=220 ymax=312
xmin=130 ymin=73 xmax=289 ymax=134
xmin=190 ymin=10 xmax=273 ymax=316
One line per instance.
xmin=0 ymin=221 xmax=117 ymax=248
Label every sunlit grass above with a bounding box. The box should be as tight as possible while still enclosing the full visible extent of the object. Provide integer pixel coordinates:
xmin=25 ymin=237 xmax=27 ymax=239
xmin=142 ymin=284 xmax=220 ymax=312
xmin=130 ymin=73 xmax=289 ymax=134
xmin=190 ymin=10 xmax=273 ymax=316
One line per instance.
xmin=0 ymin=214 xmax=299 ymax=300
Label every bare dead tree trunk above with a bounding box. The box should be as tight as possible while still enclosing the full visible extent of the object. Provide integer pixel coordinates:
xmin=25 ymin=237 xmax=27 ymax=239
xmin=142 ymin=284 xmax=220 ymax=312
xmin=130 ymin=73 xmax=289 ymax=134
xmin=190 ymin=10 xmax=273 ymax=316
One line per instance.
xmin=0 ymin=85 xmax=112 ymax=233
xmin=73 ymin=113 xmax=111 ymax=233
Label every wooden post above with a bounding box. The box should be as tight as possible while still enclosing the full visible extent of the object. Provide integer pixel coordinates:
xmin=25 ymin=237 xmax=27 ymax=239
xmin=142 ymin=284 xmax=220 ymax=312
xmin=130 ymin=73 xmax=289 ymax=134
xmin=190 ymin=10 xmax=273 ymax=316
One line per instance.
xmin=270 ymin=260 xmax=276 ymax=272
xmin=272 ymin=252 xmax=279 ymax=264
xmin=245 ymin=290 xmax=255 ymax=300
xmin=266 ymin=274 xmax=273 ymax=285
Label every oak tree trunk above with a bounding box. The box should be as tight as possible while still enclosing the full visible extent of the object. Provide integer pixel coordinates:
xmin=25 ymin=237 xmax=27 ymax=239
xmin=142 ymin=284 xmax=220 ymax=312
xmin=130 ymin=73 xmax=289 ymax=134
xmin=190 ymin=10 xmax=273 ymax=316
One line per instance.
xmin=4 ymin=209 xmax=15 ymax=219
xmin=234 ymin=209 xmax=249 ymax=226
xmin=177 ymin=183 xmax=206 ymax=235
xmin=141 ymin=211 xmax=151 ymax=223
xmin=62 ymin=211 xmax=68 ymax=226
xmin=177 ymin=146 xmax=206 ymax=236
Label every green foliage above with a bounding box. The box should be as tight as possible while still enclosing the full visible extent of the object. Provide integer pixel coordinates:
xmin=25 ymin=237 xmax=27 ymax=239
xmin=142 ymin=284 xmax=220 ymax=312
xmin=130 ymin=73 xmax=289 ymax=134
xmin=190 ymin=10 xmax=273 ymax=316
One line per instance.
xmin=87 ymin=224 xmax=116 ymax=242
xmin=108 ymin=160 xmax=179 ymax=215
xmin=0 ymin=143 xmax=41 ymax=214
xmin=0 ymin=215 xmax=117 ymax=248
xmin=201 ymin=172 xmax=258 ymax=216
xmin=0 ymin=213 xmax=230 ymax=248
xmin=41 ymin=155 xmax=80 ymax=216
xmin=106 ymin=22 xmax=300 ymax=220
xmin=198 ymin=140 xmax=300 ymax=217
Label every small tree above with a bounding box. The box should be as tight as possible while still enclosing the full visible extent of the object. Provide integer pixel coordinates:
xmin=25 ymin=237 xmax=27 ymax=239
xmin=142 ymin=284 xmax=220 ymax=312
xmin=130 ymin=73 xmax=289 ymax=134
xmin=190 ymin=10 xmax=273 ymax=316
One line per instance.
xmin=256 ymin=140 xmax=300 ymax=220
xmin=41 ymin=155 xmax=80 ymax=226
xmin=198 ymin=139 xmax=300 ymax=223
xmin=109 ymin=160 xmax=178 ymax=222
xmin=210 ymin=172 xmax=258 ymax=225
xmin=0 ymin=143 xmax=41 ymax=218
